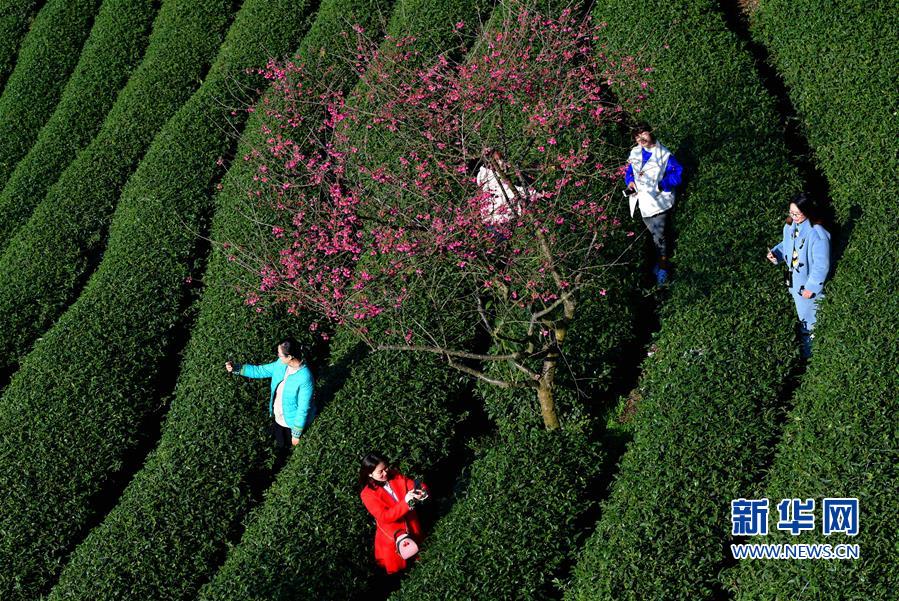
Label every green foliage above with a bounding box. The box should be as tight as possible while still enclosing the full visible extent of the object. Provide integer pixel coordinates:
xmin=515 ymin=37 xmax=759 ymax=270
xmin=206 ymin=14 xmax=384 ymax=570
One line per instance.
xmin=0 ymin=0 xmax=156 ymax=247
xmin=196 ymin=3 xmax=494 ymax=599
xmin=0 ymin=0 xmax=41 ymax=95
xmin=391 ymin=277 xmax=636 ymax=598
xmin=385 ymin=6 xmax=639 ymax=594
xmin=393 ymin=427 xmax=601 ymax=600
xmin=477 ymin=275 xmax=639 ymax=433
xmin=0 ymin=0 xmax=233 ymax=370
xmin=0 ymin=0 xmax=102 ymax=189
xmin=0 ymin=0 xmax=322 ymax=597
xmin=445 ymin=0 xmax=641 ymax=434
xmin=724 ymin=1 xmax=899 ymax=597
xmin=566 ymin=0 xmax=804 ymax=598
xmin=749 ymin=0 xmax=896 ymax=222
xmin=45 ymin=2 xmax=398 ymax=600
xmin=197 ymin=330 xmax=468 ymax=601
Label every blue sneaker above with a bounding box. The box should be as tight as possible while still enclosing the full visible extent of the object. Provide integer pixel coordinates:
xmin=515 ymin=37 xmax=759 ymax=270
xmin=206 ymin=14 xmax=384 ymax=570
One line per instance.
xmin=655 ymin=267 xmax=669 ymax=286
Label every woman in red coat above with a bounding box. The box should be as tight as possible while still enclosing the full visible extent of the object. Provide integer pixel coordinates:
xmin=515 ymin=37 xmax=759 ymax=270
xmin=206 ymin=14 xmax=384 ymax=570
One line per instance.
xmin=358 ymin=452 xmax=428 ymax=574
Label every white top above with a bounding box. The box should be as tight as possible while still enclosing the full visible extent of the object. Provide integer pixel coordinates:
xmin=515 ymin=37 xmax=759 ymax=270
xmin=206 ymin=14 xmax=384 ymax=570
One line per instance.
xmin=476 ymin=165 xmax=527 ymax=225
xmin=273 ymin=364 xmax=300 ymax=427
xmin=382 ymin=481 xmax=398 ymax=501
xmin=627 ymin=142 xmax=674 ymax=218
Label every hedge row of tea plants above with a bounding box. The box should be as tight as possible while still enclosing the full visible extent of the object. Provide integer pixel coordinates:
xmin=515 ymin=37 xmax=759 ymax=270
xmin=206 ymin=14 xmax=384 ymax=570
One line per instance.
xmin=394 ymin=426 xmax=601 ymax=600
xmin=0 ymin=0 xmax=234 ymax=370
xmin=476 ymin=268 xmax=641 ymax=433
xmin=197 ymin=329 xmax=470 ymax=601
xmin=726 ymin=1 xmax=899 ymax=597
xmin=0 ymin=0 xmax=322 ymax=596
xmin=45 ymin=2 xmax=397 ymax=599
xmin=391 ymin=274 xmax=642 ymax=597
xmin=0 ymin=0 xmax=102 ymax=190
xmin=566 ymin=0 xmax=804 ymax=598
xmin=0 ymin=0 xmax=41 ymax=95
xmin=371 ymin=2 xmax=643 ymax=593
xmin=0 ymin=0 xmax=156 ymax=246
xmin=197 ymin=2 xmax=494 ymax=599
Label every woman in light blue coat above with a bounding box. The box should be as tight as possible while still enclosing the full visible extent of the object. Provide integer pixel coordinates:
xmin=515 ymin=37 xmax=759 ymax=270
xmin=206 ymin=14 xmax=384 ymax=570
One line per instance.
xmin=225 ymin=337 xmax=315 ymax=447
xmin=767 ymin=193 xmax=831 ymax=357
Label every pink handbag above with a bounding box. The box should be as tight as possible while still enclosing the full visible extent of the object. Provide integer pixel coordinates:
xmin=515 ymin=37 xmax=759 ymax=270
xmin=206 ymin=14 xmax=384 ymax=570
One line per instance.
xmin=394 ymin=531 xmax=419 ymax=559
xmin=378 ymin=523 xmax=420 ymax=560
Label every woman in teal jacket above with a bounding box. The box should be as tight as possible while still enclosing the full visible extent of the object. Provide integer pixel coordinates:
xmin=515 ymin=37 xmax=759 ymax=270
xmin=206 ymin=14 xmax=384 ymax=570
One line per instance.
xmin=225 ymin=338 xmax=315 ymax=447
xmin=767 ymin=193 xmax=831 ymax=357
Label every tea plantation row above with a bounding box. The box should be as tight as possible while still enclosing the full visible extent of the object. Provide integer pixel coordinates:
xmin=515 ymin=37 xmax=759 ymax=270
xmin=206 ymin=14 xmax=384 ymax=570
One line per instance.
xmin=0 ymin=0 xmax=317 ymax=596
xmin=567 ymin=0 xmax=802 ymax=597
xmin=0 ymin=0 xmax=156 ymax=246
xmin=46 ymin=0 xmax=396 ymax=597
xmin=727 ymin=0 xmax=898 ymax=597
xmin=0 ymin=0 xmax=101 ymax=189
xmin=0 ymin=0 xmax=233 ymax=370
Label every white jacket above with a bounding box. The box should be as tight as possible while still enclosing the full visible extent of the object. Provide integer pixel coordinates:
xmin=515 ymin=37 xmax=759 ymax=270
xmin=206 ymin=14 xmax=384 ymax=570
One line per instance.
xmin=476 ymin=165 xmax=525 ymax=225
xmin=627 ymin=142 xmax=675 ymax=218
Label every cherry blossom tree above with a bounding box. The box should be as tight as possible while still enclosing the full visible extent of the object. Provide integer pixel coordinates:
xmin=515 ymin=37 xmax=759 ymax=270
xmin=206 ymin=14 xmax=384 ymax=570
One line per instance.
xmin=226 ymin=1 xmax=651 ymax=429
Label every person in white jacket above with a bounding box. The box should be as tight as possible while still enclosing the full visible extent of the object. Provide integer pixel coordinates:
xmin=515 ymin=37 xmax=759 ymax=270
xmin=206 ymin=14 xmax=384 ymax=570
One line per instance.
xmin=476 ymin=148 xmax=527 ymax=228
xmin=624 ymin=123 xmax=683 ymax=285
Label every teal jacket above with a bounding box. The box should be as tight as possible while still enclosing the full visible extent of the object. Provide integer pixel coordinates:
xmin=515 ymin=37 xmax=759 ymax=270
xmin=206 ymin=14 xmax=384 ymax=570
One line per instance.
xmin=236 ymin=359 xmax=315 ymax=438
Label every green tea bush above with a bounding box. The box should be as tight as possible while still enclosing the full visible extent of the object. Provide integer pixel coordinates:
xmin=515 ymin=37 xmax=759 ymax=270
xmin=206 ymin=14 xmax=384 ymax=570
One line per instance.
xmin=479 ymin=274 xmax=640 ymax=433
xmin=0 ymin=0 xmax=321 ymax=597
xmin=748 ymin=0 xmax=896 ymax=222
xmin=392 ymin=265 xmax=638 ymax=599
xmin=0 ymin=0 xmax=101 ymax=189
xmin=566 ymin=0 xmax=804 ymax=598
xmin=376 ymin=5 xmax=641 ymax=594
xmin=197 ymin=330 xmax=469 ymax=601
xmin=725 ymin=1 xmax=899 ymax=597
xmin=393 ymin=427 xmax=601 ymax=600
xmin=0 ymin=0 xmax=233 ymax=370
xmin=197 ymin=3 xmax=494 ymax=599
xmin=0 ymin=0 xmax=41 ymax=95
xmin=0 ymin=0 xmax=156 ymax=246
xmin=46 ymin=2 xmax=396 ymax=599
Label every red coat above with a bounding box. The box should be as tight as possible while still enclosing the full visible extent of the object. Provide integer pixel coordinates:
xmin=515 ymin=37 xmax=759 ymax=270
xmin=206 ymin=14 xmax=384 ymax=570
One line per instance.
xmin=360 ymin=473 xmax=425 ymax=574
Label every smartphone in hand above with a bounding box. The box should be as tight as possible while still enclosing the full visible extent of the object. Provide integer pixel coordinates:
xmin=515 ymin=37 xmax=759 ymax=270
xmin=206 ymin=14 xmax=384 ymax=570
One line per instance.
xmin=413 ymin=479 xmax=428 ymax=500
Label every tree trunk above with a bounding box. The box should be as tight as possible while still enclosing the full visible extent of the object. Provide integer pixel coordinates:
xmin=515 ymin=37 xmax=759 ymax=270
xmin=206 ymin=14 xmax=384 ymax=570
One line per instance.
xmin=536 ymin=325 xmax=566 ymax=430
xmin=536 ymin=371 xmax=560 ymax=430
xmin=537 ymin=351 xmax=559 ymax=430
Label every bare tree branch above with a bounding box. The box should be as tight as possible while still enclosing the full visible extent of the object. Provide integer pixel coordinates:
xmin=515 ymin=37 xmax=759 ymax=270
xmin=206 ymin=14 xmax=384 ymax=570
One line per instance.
xmin=374 ymin=344 xmax=523 ymax=362
xmin=446 ymin=357 xmax=534 ymax=389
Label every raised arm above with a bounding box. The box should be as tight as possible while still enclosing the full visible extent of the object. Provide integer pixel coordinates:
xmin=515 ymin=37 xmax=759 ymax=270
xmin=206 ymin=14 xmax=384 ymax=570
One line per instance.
xmin=235 ymin=359 xmax=280 ymax=379
xmin=769 ymin=240 xmax=785 ymax=263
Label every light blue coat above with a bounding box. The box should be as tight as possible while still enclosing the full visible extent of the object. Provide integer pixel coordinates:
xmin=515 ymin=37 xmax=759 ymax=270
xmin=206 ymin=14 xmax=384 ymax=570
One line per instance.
xmin=237 ymin=359 xmax=315 ymax=438
xmin=771 ymin=219 xmax=831 ymax=330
